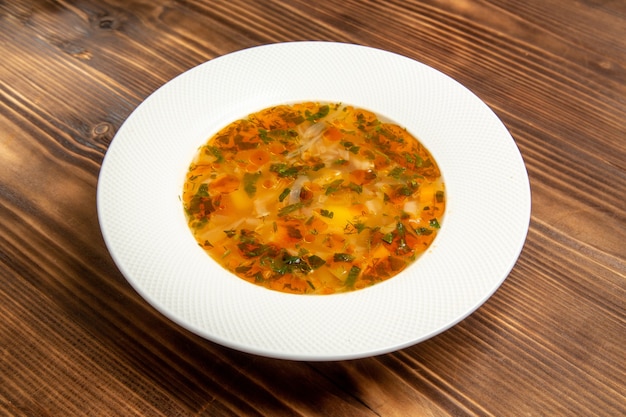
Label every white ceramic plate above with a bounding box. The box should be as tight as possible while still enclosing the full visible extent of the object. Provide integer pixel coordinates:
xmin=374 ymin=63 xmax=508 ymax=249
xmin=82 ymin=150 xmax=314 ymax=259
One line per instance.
xmin=97 ymin=42 xmax=530 ymax=361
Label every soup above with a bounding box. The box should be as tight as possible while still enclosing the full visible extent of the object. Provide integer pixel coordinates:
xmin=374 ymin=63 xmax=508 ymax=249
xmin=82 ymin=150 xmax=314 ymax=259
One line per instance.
xmin=182 ymin=102 xmax=445 ymax=294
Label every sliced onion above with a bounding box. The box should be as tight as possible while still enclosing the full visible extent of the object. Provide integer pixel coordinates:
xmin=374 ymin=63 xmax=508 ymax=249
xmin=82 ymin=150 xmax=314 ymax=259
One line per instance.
xmin=288 ymin=175 xmax=309 ymax=204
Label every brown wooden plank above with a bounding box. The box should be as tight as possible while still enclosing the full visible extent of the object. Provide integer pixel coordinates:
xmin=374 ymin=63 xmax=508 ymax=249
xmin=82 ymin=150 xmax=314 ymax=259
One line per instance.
xmin=1 ymin=0 xmax=624 ymax=415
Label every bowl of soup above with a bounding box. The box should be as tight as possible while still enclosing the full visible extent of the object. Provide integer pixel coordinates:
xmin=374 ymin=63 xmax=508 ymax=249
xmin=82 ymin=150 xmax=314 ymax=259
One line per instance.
xmin=182 ymin=101 xmax=446 ymax=295
xmin=98 ymin=42 xmax=530 ymax=360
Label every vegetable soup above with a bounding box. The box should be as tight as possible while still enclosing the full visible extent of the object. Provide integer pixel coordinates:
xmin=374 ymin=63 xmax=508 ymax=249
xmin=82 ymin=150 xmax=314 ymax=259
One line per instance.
xmin=182 ymin=102 xmax=445 ymax=294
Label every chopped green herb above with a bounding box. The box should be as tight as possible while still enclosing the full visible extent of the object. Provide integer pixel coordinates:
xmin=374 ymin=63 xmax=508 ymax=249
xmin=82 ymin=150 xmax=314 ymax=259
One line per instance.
xmin=258 ymin=129 xmax=272 ymax=143
xmin=270 ymin=163 xmax=301 ymax=178
xmin=345 ymin=265 xmax=361 ymax=287
xmin=278 ymin=188 xmax=291 ymax=202
xmin=403 ymin=152 xmax=423 ymax=167
xmin=382 ymin=233 xmax=394 ymax=244
xmin=307 ymin=255 xmax=326 ymax=269
xmin=215 ymin=134 xmax=230 ymax=145
xmin=429 ymin=218 xmax=441 ymax=229
xmin=395 ymin=185 xmax=413 ymax=197
xmin=325 ymin=179 xmax=344 ymax=195
xmin=237 ymin=230 xmax=274 ymax=258
xmin=260 ymin=251 xmax=314 ymax=275
xmin=224 ymin=229 xmax=237 ymax=238
xmin=235 ymin=264 xmax=253 ymax=274
xmin=355 ymin=112 xmax=367 ymax=130
xmin=243 ymin=172 xmax=261 ymax=197
xmin=196 ymin=183 xmax=209 ymax=197
xmin=388 ymin=166 xmax=406 ymax=179
xmin=340 ymin=140 xmax=360 ymax=154
xmin=395 ymin=237 xmax=410 ymax=255
xmin=305 ymin=104 xmax=330 ymax=121
xmin=286 ymin=225 xmax=303 ymax=239
xmin=187 ymin=184 xmax=220 ymax=220
xmin=204 ymin=146 xmax=224 ymax=163
xmin=333 ymin=253 xmax=355 ymax=262
xmin=362 ymin=149 xmax=376 ymax=160
xmin=278 ymin=202 xmax=304 ymax=217
xmin=233 ymin=134 xmax=258 ymax=150
xmin=352 ymin=221 xmax=368 ymax=234
xmin=348 ymin=182 xmax=363 ymax=194
xmin=414 ymin=227 xmax=433 ymax=235
xmin=312 ymin=162 xmax=325 ymax=171
xmin=320 ymin=209 xmax=334 ymax=219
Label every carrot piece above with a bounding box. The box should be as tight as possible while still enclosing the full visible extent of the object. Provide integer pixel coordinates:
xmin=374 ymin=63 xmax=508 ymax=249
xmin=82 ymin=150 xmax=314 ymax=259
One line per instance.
xmin=324 ymin=126 xmax=343 ymax=141
xmin=250 ymin=149 xmax=270 ymax=166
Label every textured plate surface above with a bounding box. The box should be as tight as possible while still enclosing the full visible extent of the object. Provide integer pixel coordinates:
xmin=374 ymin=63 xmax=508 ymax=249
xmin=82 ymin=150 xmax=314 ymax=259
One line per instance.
xmin=97 ymin=42 xmax=530 ymax=360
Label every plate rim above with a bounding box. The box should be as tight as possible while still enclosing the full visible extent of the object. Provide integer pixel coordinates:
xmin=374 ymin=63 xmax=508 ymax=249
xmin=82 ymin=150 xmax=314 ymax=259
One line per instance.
xmin=97 ymin=41 xmax=531 ymax=361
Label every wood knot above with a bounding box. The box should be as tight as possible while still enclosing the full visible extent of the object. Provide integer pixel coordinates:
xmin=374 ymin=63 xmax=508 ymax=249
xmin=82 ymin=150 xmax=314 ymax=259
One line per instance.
xmin=98 ymin=17 xmax=116 ymax=30
xmin=91 ymin=12 xmax=124 ymax=31
xmin=92 ymin=122 xmax=115 ymax=146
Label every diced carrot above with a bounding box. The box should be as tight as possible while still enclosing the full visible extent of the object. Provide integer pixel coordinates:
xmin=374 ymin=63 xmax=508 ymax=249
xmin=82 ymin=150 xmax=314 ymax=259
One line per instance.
xmin=249 ymin=149 xmax=270 ymax=166
xmin=371 ymin=243 xmax=390 ymax=259
xmin=209 ymin=174 xmax=240 ymax=194
xmin=349 ymin=169 xmax=377 ymax=185
xmin=268 ymin=142 xmax=286 ymax=155
xmin=324 ymin=126 xmax=343 ymax=141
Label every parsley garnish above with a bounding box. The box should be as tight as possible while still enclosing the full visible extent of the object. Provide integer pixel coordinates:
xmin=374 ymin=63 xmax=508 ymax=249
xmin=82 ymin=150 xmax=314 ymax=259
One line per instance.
xmin=270 ymin=163 xmax=301 ymax=178
xmin=348 ymin=182 xmax=363 ymax=194
xmin=325 ymin=179 xmax=344 ymax=195
xmin=388 ymin=166 xmax=406 ymax=179
xmin=341 ymin=140 xmax=360 ymax=154
xmin=345 ymin=265 xmax=361 ymax=287
xmin=305 ymin=104 xmax=330 ymax=121
xmin=243 ymin=172 xmax=260 ymax=197
xmin=278 ymin=202 xmax=304 ymax=217
xmin=258 ymin=129 xmax=272 ymax=143
xmin=204 ymin=145 xmax=224 ymax=163
xmin=307 ymin=255 xmax=326 ymax=269
xmin=278 ymin=188 xmax=291 ymax=202
xmin=333 ymin=253 xmax=355 ymax=262
xmin=320 ymin=209 xmax=334 ymax=218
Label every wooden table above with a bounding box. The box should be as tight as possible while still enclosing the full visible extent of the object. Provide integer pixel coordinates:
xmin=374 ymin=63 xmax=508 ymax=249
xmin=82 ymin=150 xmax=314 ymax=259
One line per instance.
xmin=1 ymin=1 xmax=624 ymax=415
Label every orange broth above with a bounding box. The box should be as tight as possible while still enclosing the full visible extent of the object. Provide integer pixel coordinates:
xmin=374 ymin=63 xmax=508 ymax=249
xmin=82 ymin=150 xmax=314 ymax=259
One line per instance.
xmin=182 ymin=102 xmax=445 ymax=294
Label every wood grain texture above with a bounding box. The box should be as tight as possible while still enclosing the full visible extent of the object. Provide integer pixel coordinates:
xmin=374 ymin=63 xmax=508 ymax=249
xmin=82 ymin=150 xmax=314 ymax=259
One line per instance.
xmin=1 ymin=0 xmax=625 ymax=416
